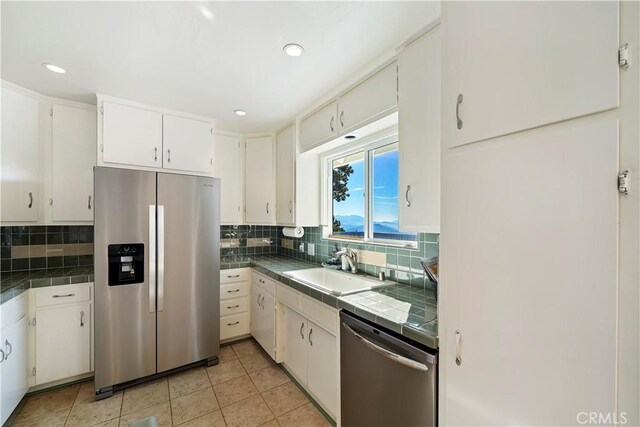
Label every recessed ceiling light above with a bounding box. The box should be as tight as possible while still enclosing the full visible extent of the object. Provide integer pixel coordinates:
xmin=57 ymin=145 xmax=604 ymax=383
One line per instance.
xmin=199 ymin=6 xmax=214 ymax=22
xmin=283 ymin=43 xmax=304 ymax=57
xmin=42 ymin=63 xmax=66 ymax=74
xmin=234 ymin=109 xmax=247 ymax=116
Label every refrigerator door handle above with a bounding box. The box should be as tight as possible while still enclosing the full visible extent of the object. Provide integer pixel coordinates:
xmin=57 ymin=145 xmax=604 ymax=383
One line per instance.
xmin=149 ymin=205 xmax=156 ymax=313
xmin=158 ymin=205 xmax=165 ymax=312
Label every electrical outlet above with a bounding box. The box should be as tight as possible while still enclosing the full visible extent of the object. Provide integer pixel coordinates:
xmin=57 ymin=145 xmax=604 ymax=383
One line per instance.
xmin=308 ymin=243 xmax=315 ymax=256
xmin=299 ymin=243 xmax=305 ymax=253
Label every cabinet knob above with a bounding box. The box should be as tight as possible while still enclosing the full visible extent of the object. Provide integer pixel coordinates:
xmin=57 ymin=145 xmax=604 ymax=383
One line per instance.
xmin=455 ymin=329 xmax=462 ymax=366
xmin=5 ymin=339 xmax=12 ymax=358
xmin=154 ymin=147 xmax=158 ymax=162
xmin=80 ymin=310 xmax=85 ymax=327
xmin=329 ymin=116 xmax=334 ymax=132
xmin=288 ymin=201 xmax=293 ymax=214
xmin=266 ymin=202 xmax=270 ymax=214
xmin=299 ymin=322 xmax=305 ymax=339
xmin=28 ymin=192 xmax=33 ymax=208
xmin=88 ymin=195 xmax=92 ymax=210
xmin=167 ymin=149 xmax=171 ymax=163
xmin=309 ymin=328 xmax=313 ymax=346
xmin=339 ymin=111 xmax=344 ymax=128
xmin=0 ymin=348 xmax=4 ymax=364
xmin=405 ymin=185 xmax=411 ymax=208
xmin=456 ymin=94 xmax=464 ymax=130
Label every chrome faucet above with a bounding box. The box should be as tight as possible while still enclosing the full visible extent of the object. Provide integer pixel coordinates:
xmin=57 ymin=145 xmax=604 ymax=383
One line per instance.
xmin=334 ymin=246 xmax=358 ymax=274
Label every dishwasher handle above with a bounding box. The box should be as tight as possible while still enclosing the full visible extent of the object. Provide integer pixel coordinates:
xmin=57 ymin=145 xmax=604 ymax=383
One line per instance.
xmin=342 ymin=322 xmax=429 ymax=372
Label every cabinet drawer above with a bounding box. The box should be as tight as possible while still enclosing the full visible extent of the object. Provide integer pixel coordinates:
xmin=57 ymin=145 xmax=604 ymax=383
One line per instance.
xmin=221 ymin=282 xmax=249 ymax=300
xmin=277 ymin=283 xmax=300 ymax=310
xmin=35 ymin=284 xmax=91 ymax=308
xmin=1 ymin=293 xmax=29 ymax=328
xmin=220 ymin=312 xmax=250 ymax=341
xmin=220 ymin=268 xmax=250 ymax=284
xmin=220 ymin=297 xmax=248 ymax=316
xmin=252 ymin=272 xmax=276 ymax=294
xmin=300 ymin=295 xmax=338 ymax=335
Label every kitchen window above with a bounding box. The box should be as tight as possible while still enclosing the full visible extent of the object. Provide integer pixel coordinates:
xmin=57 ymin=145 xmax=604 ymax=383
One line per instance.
xmin=326 ymin=137 xmax=417 ymax=247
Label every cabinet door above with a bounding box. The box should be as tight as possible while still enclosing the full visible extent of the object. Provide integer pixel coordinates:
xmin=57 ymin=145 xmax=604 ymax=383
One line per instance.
xmin=1 ymin=86 xmax=39 ymax=222
xmin=276 ymin=125 xmax=295 ymax=225
xmin=283 ymin=306 xmax=307 ymax=384
xmin=250 ymin=284 xmax=262 ymax=345
xmin=162 ymin=114 xmax=214 ymax=174
xmin=51 ymin=104 xmax=97 ymax=222
xmin=299 ymin=101 xmax=338 ymax=153
xmin=36 ymin=303 xmax=91 ymax=385
xmin=338 ymin=62 xmax=397 ymax=133
xmin=0 ymin=315 xmax=29 ymax=426
xmin=443 ymin=1 xmax=619 ymax=148
xmin=245 ymin=137 xmax=275 ymax=224
xmin=260 ymin=292 xmax=276 ymax=360
xmin=307 ymin=321 xmax=338 ymax=417
xmin=214 ymin=134 xmax=243 ymax=224
xmin=102 ymin=101 xmax=162 ymax=168
xmin=398 ymin=28 xmax=440 ymax=233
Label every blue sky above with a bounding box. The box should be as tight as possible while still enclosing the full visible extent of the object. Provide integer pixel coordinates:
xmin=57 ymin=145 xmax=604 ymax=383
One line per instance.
xmin=333 ymin=148 xmax=399 ymax=224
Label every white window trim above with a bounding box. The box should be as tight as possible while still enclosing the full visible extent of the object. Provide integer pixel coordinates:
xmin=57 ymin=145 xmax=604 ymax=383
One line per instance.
xmin=321 ymin=130 xmax=417 ymax=248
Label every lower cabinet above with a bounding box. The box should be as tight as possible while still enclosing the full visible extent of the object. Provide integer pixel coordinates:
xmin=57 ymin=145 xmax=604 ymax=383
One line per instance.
xmin=1 ymin=313 xmax=29 ymax=425
xmin=282 ymin=304 xmax=339 ymax=418
xmin=220 ymin=269 xmax=251 ymax=342
xmin=251 ymin=277 xmax=276 ymax=360
xmin=34 ymin=283 xmax=92 ymax=386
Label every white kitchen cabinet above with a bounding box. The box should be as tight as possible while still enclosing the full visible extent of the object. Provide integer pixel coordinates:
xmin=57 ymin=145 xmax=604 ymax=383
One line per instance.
xmin=102 ymin=101 xmax=163 ymax=168
xmin=276 ymin=125 xmax=295 ymax=225
xmin=162 ymin=114 xmax=214 ymax=174
xmin=1 ymin=83 xmax=40 ymax=222
xmin=283 ymin=306 xmax=308 ymax=383
xmin=245 ymin=136 xmax=275 ymax=224
xmin=443 ymin=1 xmax=619 ymax=148
xmin=337 ymin=62 xmax=397 ymax=133
xmin=214 ymin=133 xmax=244 ymax=224
xmin=397 ymin=27 xmax=441 ymax=233
xmin=35 ymin=302 xmax=91 ymax=385
xmin=299 ymin=101 xmax=338 ymax=153
xmin=306 ymin=320 xmax=338 ymax=416
xmin=220 ymin=269 xmax=250 ymax=342
xmin=1 ymin=292 xmax=30 ymax=426
xmin=250 ymin=282 xmax=276 ymax=360
xmin=50 ymin=103 xmax=96 ymax=222
xmin=34 ymin=283 xmax=92 ymax=385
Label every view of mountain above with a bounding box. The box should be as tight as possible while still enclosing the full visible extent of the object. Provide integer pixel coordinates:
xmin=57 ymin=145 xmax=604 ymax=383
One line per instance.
xmin=334 ymin=215 xmax=399 ymax=233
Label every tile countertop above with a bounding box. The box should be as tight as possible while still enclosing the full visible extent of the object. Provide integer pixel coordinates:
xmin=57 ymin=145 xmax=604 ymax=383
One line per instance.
xmin=0 ymin=266 xmax=95 ymax=304
xmin=224 ymin=254 xmax=438 ymax=349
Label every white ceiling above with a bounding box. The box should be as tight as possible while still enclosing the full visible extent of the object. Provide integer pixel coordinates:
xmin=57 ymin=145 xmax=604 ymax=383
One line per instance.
xmin=1 ymin=1 xmax=440 ymax=133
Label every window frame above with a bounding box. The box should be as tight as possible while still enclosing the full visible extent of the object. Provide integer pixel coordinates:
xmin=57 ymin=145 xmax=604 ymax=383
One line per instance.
xmin=322 ymin=132 xmax=417 ymax=248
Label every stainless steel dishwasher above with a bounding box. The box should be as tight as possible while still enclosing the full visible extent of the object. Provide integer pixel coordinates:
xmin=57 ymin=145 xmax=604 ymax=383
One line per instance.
xmin=340 ymin=310 xmax=438 ymax=426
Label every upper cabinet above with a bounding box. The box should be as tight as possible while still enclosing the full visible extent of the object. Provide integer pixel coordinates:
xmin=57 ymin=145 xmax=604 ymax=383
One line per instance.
xmin=50 ymin=103 xmax=96 ymax=222
xmin=102 ymin=101 xmax=163 ymax=168
xmin=276 ymin=125 xmax=296 ymax=225
xmin=245 ymin=136 xmax=275 ymax=224
xmin=397 ymin=27 xmax=441 ymax=233
xmin=214 ymin=132 xmax=244 ymax=224
xmin=99 ymin=95 xmax=215 ymax=175
xmin=299 ymin=62 xmax=398 ymax=153
xmin=337 ymin=62 xmax=397 ymax=133
xmin=444 ymin=1 xmax=619 ymax=148
xmin=1 ymin=84 xmax=40 ymax=223
xmin=162 ymin=114 xmax=214 ymax=174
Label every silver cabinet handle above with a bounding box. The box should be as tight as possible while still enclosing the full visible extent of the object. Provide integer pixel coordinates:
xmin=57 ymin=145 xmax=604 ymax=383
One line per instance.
xmin=339 ymin=111 xmax=344 ymax=128
xmin=154 ymin=147 xmax=158 ymax=162
xmin=28 ymin=192 xmax=33 ymax=208
xmin=0 ymin=348 xmax=5 ymax=364
xmin=149 ymin=205 xmax=156 ymax=313
xmin=309 ymin=328 xmax=313 ymax=346
xmin=5 ymin=340 xmax=12 ymax=358
xmin=405 ymin=185 xmax=411 ymax=208
xmin=257 ymin=293 xmax=262 ymax=308
xmin=288 ymin=201 xmax=292 ymax=214
xmin=342 ymin=322 xmax=429 ymax=372
xmin=260 ymin=295 xmax=265 ymax=308
xmin=167 ymin=149 xmax=171 ymax=163
xmin=329 ymin=116 xmax=334 ymax=132
xmin=157 ymin=205 xmax=165 ymax=311
xmin=227 ymin=274 xmax=241 ymax=278
xmin=266 ymin=202 xmax=270 ymax=214
xmin=299 ymin=322 xmax=305 ymax=339
xmin=53 ymin=293 xmax=75 ymax=298
xmin=88 ymin=195 xmax=92 ymax=210
xmin=227 ymin=304 xmax=240 ymax=309
xmin=227 ymin=321 xmax=240 ymax=326
xmin=227 ymin=289 xmax=240 ymax=293
xmin=456 ymin=93 xmax=464 ymax=130
xmin=80 ymin=310 xmax=85 ymax=327
xmin=455 ymin=329 xmax=462 ymax=366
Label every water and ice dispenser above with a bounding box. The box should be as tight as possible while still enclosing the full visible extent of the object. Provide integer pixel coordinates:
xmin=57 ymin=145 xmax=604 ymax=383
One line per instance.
xmin=108 ymin=244 xmax=144 ymax=286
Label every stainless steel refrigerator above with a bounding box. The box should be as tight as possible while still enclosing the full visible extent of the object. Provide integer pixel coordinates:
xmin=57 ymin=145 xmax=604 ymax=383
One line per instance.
xmin=93 ymin=167 xmax=220 ymax=399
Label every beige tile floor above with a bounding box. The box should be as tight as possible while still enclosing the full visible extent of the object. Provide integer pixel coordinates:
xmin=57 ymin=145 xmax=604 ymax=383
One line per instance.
xmin=9 ymin=339 xmax=332 ymax=427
